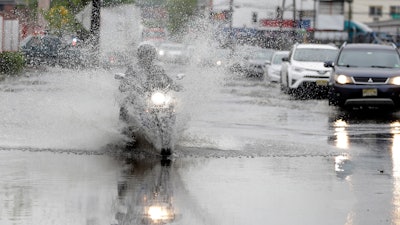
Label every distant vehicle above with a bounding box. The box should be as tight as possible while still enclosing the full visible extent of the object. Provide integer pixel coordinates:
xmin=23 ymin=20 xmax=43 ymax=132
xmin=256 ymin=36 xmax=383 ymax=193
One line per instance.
xmin=267 ymin=50 xmax=289 ymax=83
xmin=196 ymin=48 xmax=232 ymax=68
xmin=142 ymin=27 xmax=168 ymax=45
xmin=325 ymin=43 xmax=400 ymax=110
xmin=101 ymin=50 xmax=133 ymax=69
xmin=20 ymin=34 xmax=87 ymax=68
xmin=280 ymin=43 xmax=338 ymax=98
xmin=157 ymin=42 xmax=189 ymax=64
xmin=228 ymin=46 xmax=275 ymax=78
xmin=244 ymin=48 xmax=275 ymax=78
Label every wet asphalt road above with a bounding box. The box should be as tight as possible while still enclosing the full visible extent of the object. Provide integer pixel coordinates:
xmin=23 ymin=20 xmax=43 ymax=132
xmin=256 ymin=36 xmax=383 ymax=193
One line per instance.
xmin=1 ymin=65 xmax=400 ymax=225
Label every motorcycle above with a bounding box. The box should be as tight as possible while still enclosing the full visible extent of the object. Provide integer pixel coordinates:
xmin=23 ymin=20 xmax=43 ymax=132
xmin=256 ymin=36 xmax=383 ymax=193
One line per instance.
xmin=115 ymin=72 xmax=184 ymax=156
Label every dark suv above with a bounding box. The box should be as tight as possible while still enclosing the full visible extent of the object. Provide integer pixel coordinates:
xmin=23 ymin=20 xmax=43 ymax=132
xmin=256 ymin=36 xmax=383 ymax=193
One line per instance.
xmin=20 ymin=34 xmax=87 ymax=68
xmin=325 ymin=43 xmax=400 ymax=110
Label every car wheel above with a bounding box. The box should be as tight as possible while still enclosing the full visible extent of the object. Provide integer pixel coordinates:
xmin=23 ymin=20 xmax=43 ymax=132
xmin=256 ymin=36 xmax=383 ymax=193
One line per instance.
xmin=280 ymin=73 xmax=288 ymax=94
xmin=328 ymin=88 xmax=340 ymax=106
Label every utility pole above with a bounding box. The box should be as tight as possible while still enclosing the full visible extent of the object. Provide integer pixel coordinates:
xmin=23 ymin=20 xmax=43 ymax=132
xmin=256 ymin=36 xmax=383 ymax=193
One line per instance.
xmin=293 ymin=0 xmax=296 ymax=28
xmin=90 ymin=0 xmax=101 ymax=66
xmin=348 ymin=0 xmax=353 ymax=21
xmin=228 ymin=0 xmax=234 ymax=51
xmin=293 ymin=0 xmax=297 ymax=41
xmin=90 ymin=0 xmax=101 ymax=48
xmin=280 ymin=0 xmax=286 ymax=28
xmin=38 ymin=0 xmax=50 ymax=30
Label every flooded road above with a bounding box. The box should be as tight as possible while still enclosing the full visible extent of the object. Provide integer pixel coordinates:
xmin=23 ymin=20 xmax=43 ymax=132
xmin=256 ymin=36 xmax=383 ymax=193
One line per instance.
xmin=1 ymin=66 xmax=400 ymax=224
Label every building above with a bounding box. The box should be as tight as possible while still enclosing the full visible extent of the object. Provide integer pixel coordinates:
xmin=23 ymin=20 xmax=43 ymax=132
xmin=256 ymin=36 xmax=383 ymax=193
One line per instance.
xmin=0 ymin=0 xmax=25 ymax=52
xmin=348 ymin=0 xmax=400 ymax=23
xmin=0 ymin=0 xmax=24 ymax=9
xmin=342 ymin=0 xmax=400 ymax=37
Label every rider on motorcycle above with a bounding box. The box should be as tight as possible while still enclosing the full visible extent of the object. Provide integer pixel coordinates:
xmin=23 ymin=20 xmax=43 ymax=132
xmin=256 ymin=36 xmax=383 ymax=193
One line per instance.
xmin=120 ymin=43 xmax=182 ymax=94
xmin=119 ymin=43 xmax=182 ymax=121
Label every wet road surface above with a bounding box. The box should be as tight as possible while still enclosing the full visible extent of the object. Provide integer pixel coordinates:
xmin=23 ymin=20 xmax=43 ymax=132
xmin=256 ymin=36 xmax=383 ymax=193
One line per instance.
xmin=0 ymin=66 xmax=400 ymax=224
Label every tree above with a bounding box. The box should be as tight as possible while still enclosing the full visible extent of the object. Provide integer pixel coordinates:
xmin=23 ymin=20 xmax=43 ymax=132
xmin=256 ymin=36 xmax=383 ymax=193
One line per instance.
xmin=103 ymin=0 xmax=135 ymax=7
xmin=166 ymin=0 xmax=197 ymax=38
xmin=43 ymin=5 xmax=75 ymax=35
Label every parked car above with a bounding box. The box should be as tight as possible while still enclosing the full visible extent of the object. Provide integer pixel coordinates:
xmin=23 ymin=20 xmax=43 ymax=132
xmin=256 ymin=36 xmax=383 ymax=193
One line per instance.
xmin=229 ymin=45 xmax=275 ymax=78
xmin=157 ymin=42 xmax=189 ymax=64
xmin=280 ymin=43 xmax=338 ymax=98
xmin=101 ymin=50 xmax=134 ymax=69
xmin=20 ymin=34 xmax=88 ymax=68
xmin=243 ymin=48 xmax=275 ymax=78
xmin=197 ymin=47 xmax=232 ymax=68
xmin=325 ymin=43 xmax=400 ymax=110
xmin=267 ymin=50 xmax=289 ymax=83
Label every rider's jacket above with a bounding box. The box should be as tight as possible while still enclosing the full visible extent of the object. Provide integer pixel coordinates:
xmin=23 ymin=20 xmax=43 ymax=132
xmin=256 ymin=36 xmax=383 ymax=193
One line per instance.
xmin=120 ymin=63 xmax=179 ymax=95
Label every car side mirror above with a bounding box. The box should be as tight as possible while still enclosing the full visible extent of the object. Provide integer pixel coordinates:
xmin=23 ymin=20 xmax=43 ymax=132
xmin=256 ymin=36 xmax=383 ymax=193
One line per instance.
xmin=282 ymin=57 xmax=289 ymax=62
xmin=176 ymin=73 xmax=185 ymax=80
xmin=114 ymin=73 xmax=126 ymax=80
xmin=324 ymin=61 xmax=334 ymax=68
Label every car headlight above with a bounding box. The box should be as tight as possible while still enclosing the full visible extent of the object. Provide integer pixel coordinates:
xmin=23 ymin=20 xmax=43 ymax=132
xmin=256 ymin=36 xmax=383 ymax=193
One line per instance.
xmin=151 ymin=92 xmax=166 ymax=105
xmin=388 ymin=76 xmax=400 ymax=85
xmin=335 ymin=74 xmax=353 ymax=84
xmin=158 ymin=50 xmax=165 ymax=56
xmin=292 ymin=66 xmax=305 ymax=73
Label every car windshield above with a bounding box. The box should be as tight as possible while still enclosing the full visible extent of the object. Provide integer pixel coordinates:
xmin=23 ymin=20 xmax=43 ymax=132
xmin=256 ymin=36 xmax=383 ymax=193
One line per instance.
xmin=160 ymin=43 xmax=185 ymax=51
xmin=251 ymin=50 xmax=274 ymax=60
xmin=214 ymin=49 xmax=231 ymax=58
xmin=337 ymin=49 xmax=400 ymax=68
xmin=272 ymin=53 xmax=288 ymax=65
xmin=293 ymin=48 xmax=338 ymax=62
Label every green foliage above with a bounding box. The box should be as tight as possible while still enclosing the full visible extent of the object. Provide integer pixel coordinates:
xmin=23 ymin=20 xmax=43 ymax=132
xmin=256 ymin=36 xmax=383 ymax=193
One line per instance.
xmin=0 ymin=52 xmax=26 ymax=76
xmin=50 ymin=0 xmax=92 ymax=14
xmin=166 ymin=0 xmax=197 ymax=37
xmin=136 ymin=0 xmax=164 ymax=6
xmin=43 ymin=5 xmax=75 ymax=34
xmin=103 ymin=0 xmax=135 ymax=7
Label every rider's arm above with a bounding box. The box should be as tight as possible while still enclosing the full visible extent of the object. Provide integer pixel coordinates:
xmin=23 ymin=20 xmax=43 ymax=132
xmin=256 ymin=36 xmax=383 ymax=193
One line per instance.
xmin=158 ymin=67 xmax=183 ymax=91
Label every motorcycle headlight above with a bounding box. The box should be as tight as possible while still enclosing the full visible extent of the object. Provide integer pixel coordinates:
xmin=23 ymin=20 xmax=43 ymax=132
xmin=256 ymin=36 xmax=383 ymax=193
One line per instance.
xmin=216 ymin=60 xmax=222 ymax=66
xmin=388 ymin=76 xmax=400 ymax=85
xmin=148 ymin=206 xmax=170 ymax=221
xmin=151 ymin=92 xmax=166 ymax=105
xmin=335 ymin=74 xmax=353 ymax=85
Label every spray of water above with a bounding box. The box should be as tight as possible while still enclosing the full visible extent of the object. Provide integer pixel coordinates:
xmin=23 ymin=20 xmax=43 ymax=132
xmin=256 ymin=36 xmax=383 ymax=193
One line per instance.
xmin=0 ymin=67 xmax=124 ymax=151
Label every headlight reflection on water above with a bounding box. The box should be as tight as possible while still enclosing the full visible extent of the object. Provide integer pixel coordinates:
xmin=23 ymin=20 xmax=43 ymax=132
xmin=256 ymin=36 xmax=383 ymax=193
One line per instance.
xmin=146 ymin=204 xmax=175 ymax=223
xmin=334 ymin=154 xmax=350 ymax=172
xmin=334 ymin=119 xmax=349 ymax=149
xmin=148 ymin=205 xmax=170 ymax=221
xmin=391 ymin=121 xmax=400 ymax=223
xmin=331 ymin=120 xmax=400 ymax=223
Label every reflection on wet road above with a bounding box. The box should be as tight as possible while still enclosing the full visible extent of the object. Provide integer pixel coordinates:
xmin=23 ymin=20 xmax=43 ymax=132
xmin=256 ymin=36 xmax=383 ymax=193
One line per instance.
xmin=328 ymin=111 xmax=400 ymax=224
xmin=1 ymin=67 xmax=400 ymax=224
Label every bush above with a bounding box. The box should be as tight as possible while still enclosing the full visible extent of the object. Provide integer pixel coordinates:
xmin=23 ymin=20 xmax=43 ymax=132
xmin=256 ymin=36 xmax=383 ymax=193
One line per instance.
xmin=0 ymin=51 xmax=26 ymax=75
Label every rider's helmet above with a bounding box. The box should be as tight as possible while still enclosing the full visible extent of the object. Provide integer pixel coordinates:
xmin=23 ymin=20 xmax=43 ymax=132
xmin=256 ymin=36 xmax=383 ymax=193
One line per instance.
xmin=137 ymin=42 xmax=157 ymax=66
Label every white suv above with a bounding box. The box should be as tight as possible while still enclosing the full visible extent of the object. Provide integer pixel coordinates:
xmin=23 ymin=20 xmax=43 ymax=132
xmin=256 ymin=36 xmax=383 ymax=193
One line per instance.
xmin=280 ymin=43 xmax=338 ymax=98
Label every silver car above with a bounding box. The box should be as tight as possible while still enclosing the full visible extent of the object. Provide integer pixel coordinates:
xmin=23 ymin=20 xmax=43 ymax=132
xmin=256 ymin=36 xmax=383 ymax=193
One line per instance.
xmin=157 ymin=42 xmax=189 ymax=64
xmin=267 ymin=51 xmax=289 ymax=83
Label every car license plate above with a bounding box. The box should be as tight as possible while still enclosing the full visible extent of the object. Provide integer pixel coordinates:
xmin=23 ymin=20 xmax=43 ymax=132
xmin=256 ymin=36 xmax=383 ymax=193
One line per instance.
xmin=316 ymin=80 xmax=328 ymax=86
xmin=362 ymin=88 xmax=378 ymax=97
